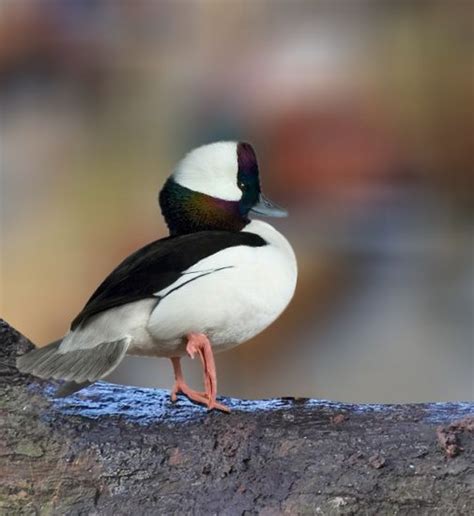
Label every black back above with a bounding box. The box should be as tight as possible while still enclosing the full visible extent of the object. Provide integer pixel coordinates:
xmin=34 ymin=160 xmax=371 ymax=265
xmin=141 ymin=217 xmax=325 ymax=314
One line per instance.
xmin=71 ymin=230 xmax=267 ymax=330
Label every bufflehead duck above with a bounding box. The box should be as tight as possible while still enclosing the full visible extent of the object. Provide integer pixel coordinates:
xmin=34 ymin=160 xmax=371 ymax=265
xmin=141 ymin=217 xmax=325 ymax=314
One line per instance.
xmin=17 ymin=142 xmax=298 ymax=412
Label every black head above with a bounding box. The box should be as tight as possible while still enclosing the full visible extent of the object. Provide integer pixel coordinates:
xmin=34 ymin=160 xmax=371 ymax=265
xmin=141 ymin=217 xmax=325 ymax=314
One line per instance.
xmin=159 ymin=141 xmax=287 ymax=235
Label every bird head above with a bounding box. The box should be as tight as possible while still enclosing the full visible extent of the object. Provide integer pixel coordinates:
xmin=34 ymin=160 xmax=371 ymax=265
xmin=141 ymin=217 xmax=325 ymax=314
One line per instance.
xmin=159 ymin=141 xmax=287 ymax=235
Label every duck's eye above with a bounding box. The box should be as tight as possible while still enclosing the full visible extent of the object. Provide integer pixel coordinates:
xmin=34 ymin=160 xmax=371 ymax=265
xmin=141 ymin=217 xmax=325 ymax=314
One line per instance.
xmin=238 ymin=181 xmax=247 ymax=191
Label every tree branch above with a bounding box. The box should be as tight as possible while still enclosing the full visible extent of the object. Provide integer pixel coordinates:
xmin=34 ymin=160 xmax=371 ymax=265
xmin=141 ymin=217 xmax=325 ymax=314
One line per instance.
xmin=1 ymin=319 xmax=473 ymax=515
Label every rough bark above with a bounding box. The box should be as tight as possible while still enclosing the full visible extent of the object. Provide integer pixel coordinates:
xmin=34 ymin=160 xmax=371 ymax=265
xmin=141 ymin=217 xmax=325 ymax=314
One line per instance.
xmin=0 ymin=319 xmax=473 ymax=516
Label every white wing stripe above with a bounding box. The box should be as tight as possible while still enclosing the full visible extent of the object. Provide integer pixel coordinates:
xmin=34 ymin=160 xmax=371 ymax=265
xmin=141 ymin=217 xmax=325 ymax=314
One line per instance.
xmin=153 ymin=266 xmax=234 ymax=298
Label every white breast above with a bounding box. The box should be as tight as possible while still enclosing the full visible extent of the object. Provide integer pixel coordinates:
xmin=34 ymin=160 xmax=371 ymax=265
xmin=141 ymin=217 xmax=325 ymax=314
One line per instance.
xmin=145 ymin=220 xmax=297 ymax=356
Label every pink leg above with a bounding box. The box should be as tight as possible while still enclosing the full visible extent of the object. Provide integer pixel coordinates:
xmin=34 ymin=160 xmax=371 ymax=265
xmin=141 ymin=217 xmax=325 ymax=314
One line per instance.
xmin=169 ymin=333 xmax=229 ymax=412
xmin=186 ymin=333 xmax=230 ymax=412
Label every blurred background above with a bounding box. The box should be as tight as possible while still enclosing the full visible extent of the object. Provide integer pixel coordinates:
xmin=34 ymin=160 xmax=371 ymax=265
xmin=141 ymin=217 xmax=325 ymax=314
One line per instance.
xmin=0 ymin=0 xmax=472 ymax=403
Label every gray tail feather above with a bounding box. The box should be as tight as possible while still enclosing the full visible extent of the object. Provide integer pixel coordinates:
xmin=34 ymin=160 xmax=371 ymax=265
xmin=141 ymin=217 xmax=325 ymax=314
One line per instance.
xmin=55 ymin=380 xmax=93 ymax=397
xmin=16 ymin=338 xmax=129 ymax=385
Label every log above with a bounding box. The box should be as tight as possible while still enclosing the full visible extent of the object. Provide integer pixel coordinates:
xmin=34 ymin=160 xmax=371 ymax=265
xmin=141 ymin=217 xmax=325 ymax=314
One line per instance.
xmin=1 ymin=319 xmax=473 ymax=515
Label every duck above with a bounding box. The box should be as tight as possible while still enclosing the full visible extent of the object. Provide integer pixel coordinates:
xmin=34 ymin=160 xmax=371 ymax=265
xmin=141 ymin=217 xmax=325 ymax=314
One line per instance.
xmin=17 ymin=141 xmax=298 ymax=412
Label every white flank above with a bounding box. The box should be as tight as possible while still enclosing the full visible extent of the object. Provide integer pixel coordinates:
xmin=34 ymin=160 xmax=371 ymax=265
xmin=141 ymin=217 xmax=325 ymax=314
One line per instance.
xmin=145 ymin=219 xmax=297 ymax=356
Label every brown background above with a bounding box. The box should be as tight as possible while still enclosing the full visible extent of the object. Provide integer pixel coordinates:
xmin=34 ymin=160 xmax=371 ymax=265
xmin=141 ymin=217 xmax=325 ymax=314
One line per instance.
xmin=1 ymin=0 xmax=472 ymax=402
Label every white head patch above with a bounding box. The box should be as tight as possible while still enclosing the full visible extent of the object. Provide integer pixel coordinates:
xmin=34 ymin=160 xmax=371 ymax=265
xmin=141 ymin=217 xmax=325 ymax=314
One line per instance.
xmin=172 ymin=141 xmax=242 ymax=201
